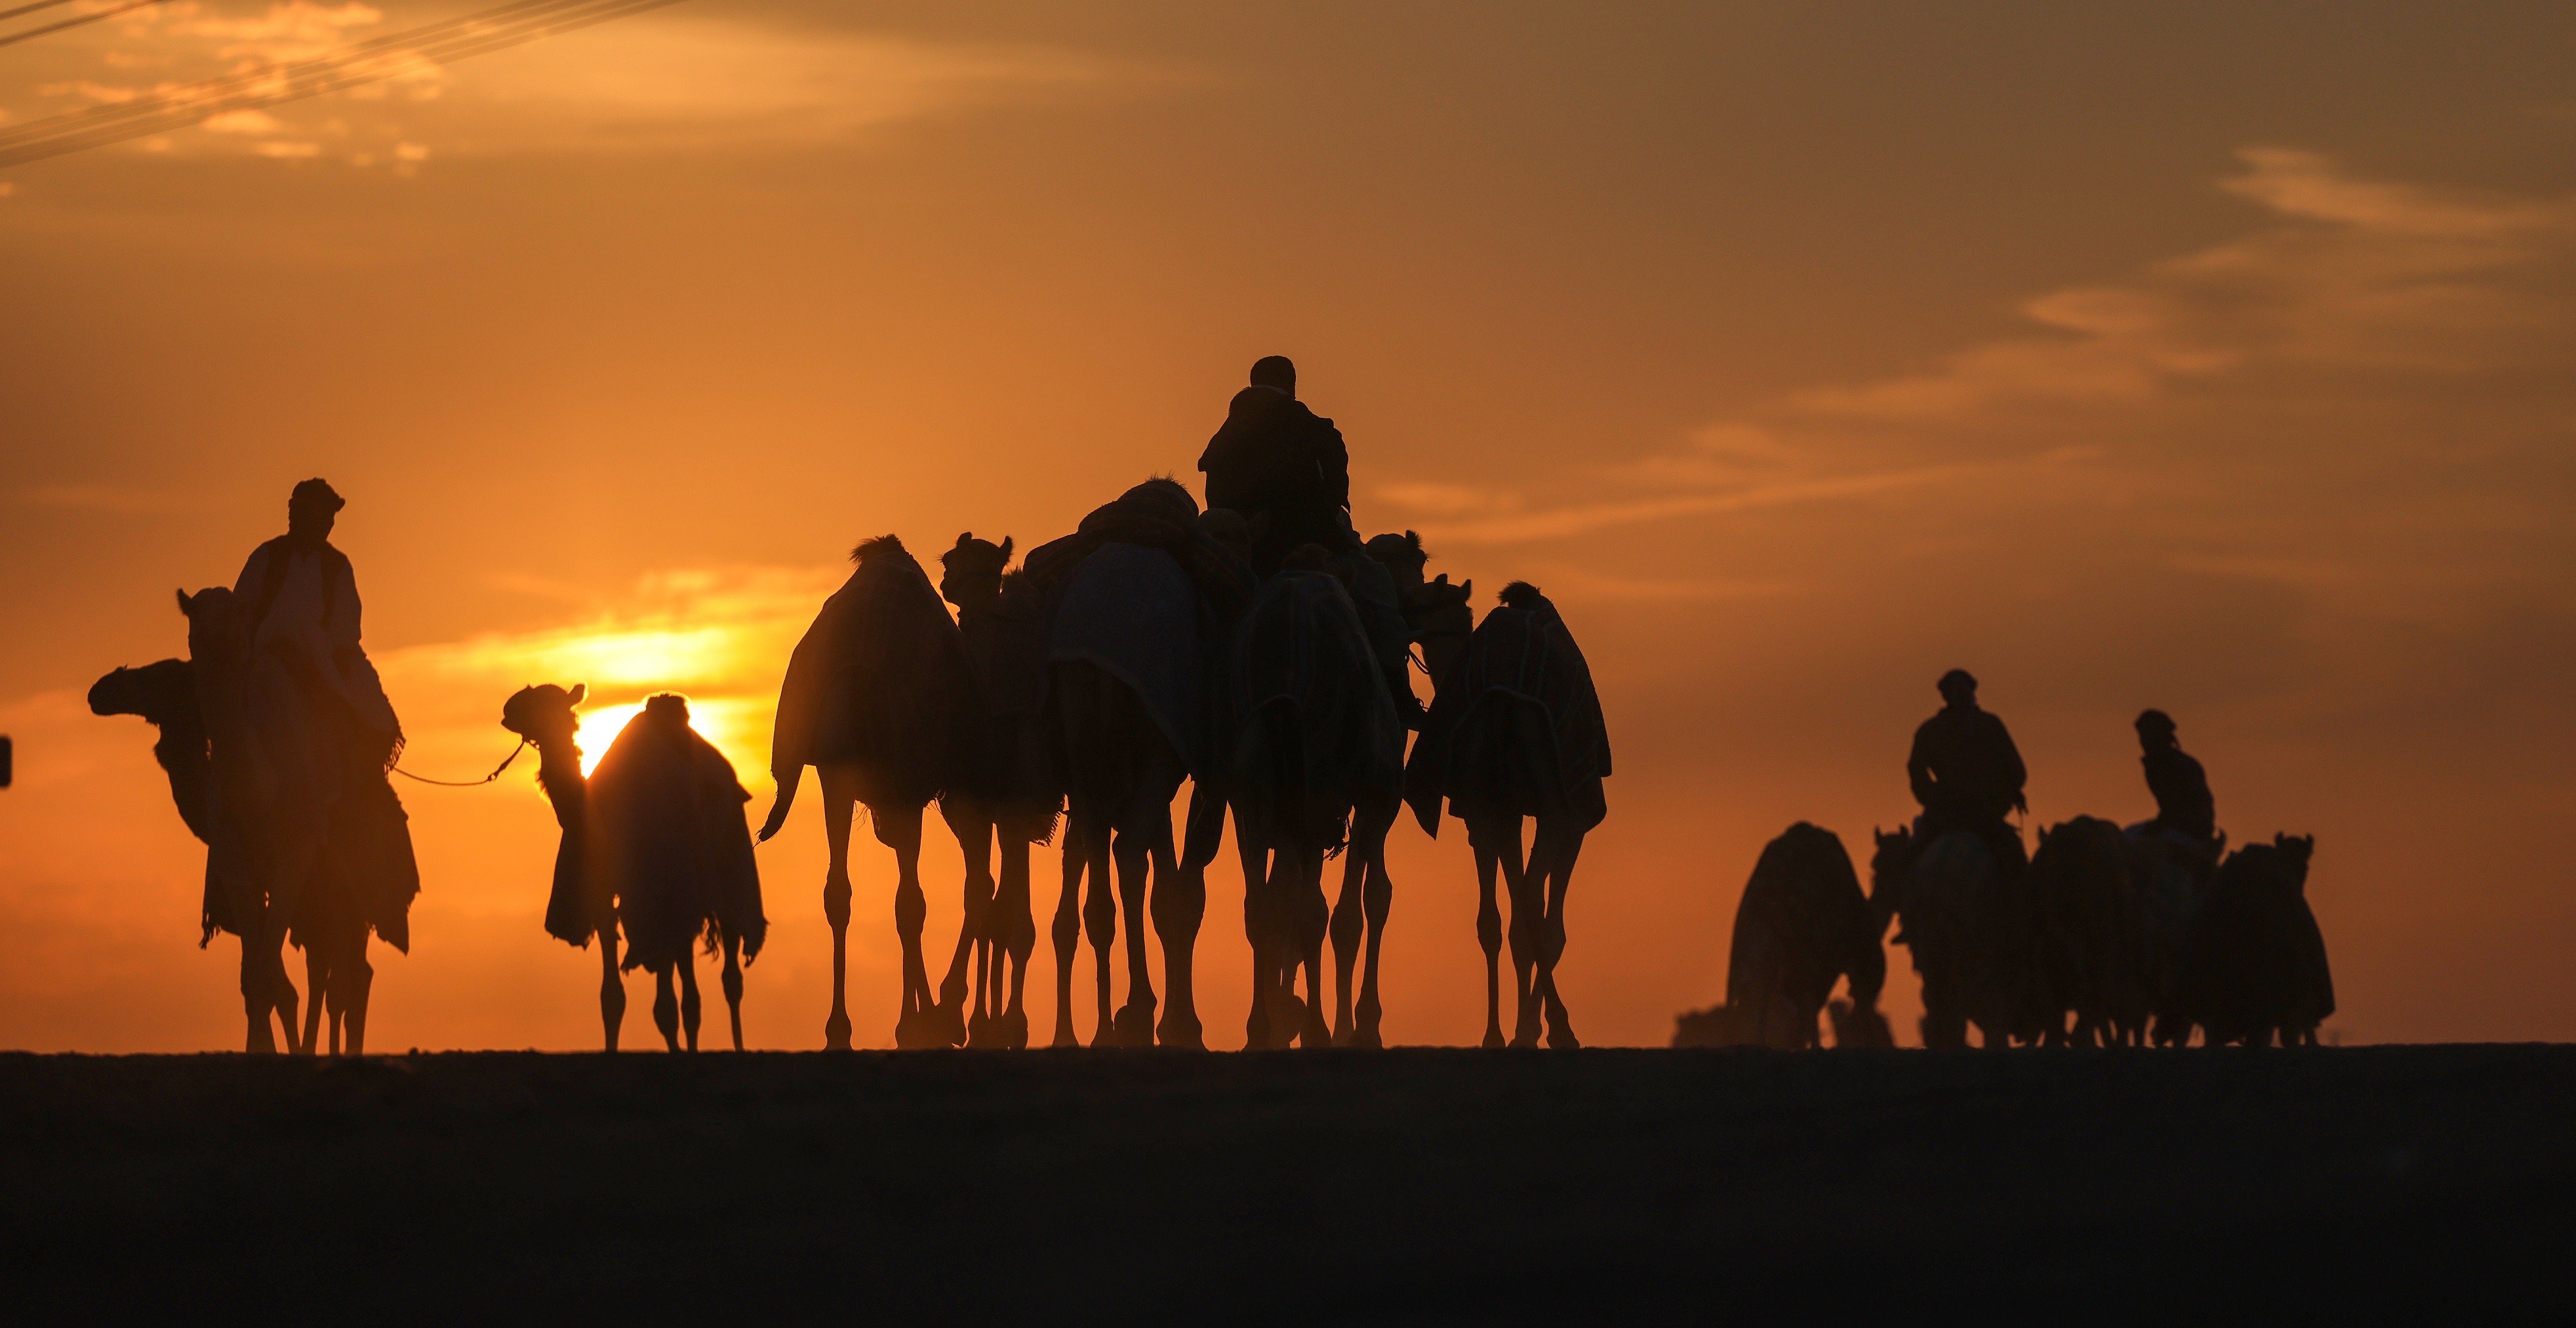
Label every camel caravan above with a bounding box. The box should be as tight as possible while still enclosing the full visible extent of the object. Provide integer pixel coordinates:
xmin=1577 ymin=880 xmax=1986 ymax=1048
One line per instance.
xmin=1676 ymin=683 xmax=2335 ymax=1051
xmin=87 ymin=357 xmax=1611 ymax=1054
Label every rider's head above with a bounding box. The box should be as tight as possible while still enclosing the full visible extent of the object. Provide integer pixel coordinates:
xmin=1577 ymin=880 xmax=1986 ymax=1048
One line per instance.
xmin=288 ymin=478 xmax=343 ymax=544
xmin=1937 ymin=668 xmax=1978 ymax=707
xmin=1249 ymin=355 xmax=1297 ymax=397
xmin=2135 ymin=708 xmax=2178 ymax=750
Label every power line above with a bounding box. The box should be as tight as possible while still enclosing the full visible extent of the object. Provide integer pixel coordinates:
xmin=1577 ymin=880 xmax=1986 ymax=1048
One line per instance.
xmin=0 ymin=0 xmax=168 ymax=49
xmin=0 ymin=0 xmax=689 ymax=167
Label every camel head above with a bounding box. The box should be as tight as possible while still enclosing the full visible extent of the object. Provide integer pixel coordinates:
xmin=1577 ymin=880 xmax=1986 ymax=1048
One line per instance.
xmin=2273 ymin=832 xmax=2315 ymax=891
xmin=174 ymin=586 xmax=247 ymax=666
xmin=1866 ymin=826 xmax=1914 ymax=919
xmin=940 ymin=533 xmax=1013 ymax=614
xmin=88 ymin=658 xmax=193 ymax=725
xmin=1363 ymin=531 xmax=1428 ymax=592
xmin=500 ymin=682 xmax=586 ymax=752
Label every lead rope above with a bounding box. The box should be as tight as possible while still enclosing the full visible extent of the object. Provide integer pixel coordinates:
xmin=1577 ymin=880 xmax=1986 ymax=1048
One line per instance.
xmin=389 ymin=735 xmax=529 ymax=787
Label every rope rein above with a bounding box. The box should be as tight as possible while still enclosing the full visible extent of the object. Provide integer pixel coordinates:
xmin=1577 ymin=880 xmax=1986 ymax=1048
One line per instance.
xmin=389 ymin=735 xmax=530 ymax=788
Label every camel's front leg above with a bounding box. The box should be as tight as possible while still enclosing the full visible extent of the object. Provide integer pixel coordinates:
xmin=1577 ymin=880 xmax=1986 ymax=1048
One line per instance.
xmin=819 ymin=766 xmax=858 ymax=1051
xmin=936 ymin=799 xmax=993 ymax=1047
xmin=1532 ymin=821 xmax=1584 ymax=1050
xmin=877 ymin=801 xmax=940 ymax=1049
xmin=1329 ymin=845 xmax=1365 ymax=1045
xmin=1110 ymin=818 xmax=1161 ymax=1046
xmin=300 ymin=940 xmax=331 ymax=1056
xmin=1236 ymin=828 xmax=1279 ymax=1050
xmin=1049 ymin=820 xmax=1085 ymax=1049
xmin=1493 ymin=819 xmax=1544 ymax=1047
xmin=994 ymin=833 xmax=1036 ymax=1048
xmin=598 ymin=925 xmax=626 ymax=1052
xmin=721 ymin=929 xmax=745 ymax=1051
xmin=1354 ymin=837 xmax=1394 ymax=1049
xmin=1472 ymin=839 xmax=1505 ymax=1049
xmin=331 ymin=922 xmax=374 ymax=1056
xmin=1080 ymin=813 xmax=1116 ymax=1048
xmin=1289 ymin=845 xmax=1332 ymax=1049
xmin=678 ymin=944 xmax=703 ymax=1053
xmin=1152 ymin=807 xmax=1205 ymax=1051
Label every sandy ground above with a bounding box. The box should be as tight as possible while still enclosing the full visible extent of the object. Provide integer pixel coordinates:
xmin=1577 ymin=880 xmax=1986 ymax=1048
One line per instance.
xmin=4 ymin=1045 xmax=2567 ymax=1320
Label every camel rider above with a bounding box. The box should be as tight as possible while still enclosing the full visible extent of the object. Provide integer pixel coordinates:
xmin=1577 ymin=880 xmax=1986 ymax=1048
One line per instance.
xmin=1200 ymin=355 xmax=1350 ymax=577
xmin=2134 ymin=709 xmax=2216 ymax=841
xmin=1199 ymin=355 xmax=1419 ymax=725
xmin=235 ymin=479 xmax=405 ymax=780
xmin=1906 ymin=669 xmax=2029 ymax=875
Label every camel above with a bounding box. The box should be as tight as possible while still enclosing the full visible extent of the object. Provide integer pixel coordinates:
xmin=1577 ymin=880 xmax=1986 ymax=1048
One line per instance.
xmin=494 ymin=683 xmax=628 ymax=1047
xmin=2024 ymin=816 xmax=2148 ymax=1047
xmin=2174 ymin=834 xmax=2331 ymax=1047
xmin=1404 ymin=581 xmax=1611 ymax=1049
xmin=1673 ymin=822 xmax=1891 ymax=1049
xmin=936 ymin=533 xmax=1059 ymax=1050
xmin=1220 ymin=553 xmax=1406 ymax=1050
xmin=1870 ymin=826 xmax=2008 ymax=1048
xmin=2125 ymin=823 xmax=2224 ymax=1045
xmin=1022 ymin=480 xmax=1249 ymax=1049
xmin=158 ymin=588 xmax=417 ymax=1054
xmin=509 ymin=690 xmax=765 ymax=1052
xmin=762 ymin=535 xmax=981 ymax=1051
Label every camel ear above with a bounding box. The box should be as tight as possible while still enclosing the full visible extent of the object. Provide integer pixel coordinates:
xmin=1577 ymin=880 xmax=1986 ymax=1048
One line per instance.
xmin=998 ymin=535 xmax=1013 ymax=561
xmin=956 ymin=532 xmax=975 ymax=550
xmin=567 ymin=682 xmax=587 ymax=706
xmin=175 ymin=589 xmax=192 ymax=614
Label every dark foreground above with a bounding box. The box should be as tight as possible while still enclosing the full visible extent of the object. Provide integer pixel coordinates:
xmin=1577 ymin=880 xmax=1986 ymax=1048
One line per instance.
xmin=5 ymin=1045 xmax=2569 ymax=1321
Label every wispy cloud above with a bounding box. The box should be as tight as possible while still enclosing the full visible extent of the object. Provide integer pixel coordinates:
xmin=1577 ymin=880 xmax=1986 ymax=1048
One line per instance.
xmin=20 ymin=484 xmax=199 ymax=513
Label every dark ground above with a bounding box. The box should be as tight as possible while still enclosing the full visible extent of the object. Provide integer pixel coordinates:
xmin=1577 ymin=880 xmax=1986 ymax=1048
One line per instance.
xmin=4 ymin=1045 xmax=2569 ymax=1321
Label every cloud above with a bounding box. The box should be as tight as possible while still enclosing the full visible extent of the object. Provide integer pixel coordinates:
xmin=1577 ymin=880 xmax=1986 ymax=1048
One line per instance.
xmin=19 ymin=485 xmax=198 ymax=513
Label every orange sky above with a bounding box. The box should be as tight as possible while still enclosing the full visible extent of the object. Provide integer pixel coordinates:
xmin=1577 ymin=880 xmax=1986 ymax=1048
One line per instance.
xmin=5 ymin=1 xmax=2575 ymax=1051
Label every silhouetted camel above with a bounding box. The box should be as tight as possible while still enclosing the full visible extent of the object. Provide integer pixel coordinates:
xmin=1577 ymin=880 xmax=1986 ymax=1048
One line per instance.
xmin=1405 ymin=582 xmax=1611 ymax=1049
xmin=1363 ymin=529 xmax=1472 ymax=695
xmin=2175 ymin=834 xmax=2331 ymax=1047
xmin=1220 ymin=553 xmax=1405 ymax=1049
xmin=763 ymin=535 xmax=980 ymax=1051
xmin=161 ymin=589 xmax=417 ymax=1054
xmin=1871 ymin=825 xmax=2030 ymax=1049
xmin=2025 ymin=816 xmax=2148 ymax=1046
xmin=1673 ymin=823 xmax=1891 ymax=1049
xmin=2124 ymin=823 xmax=2224 ymax=1046
xmin=937 ymin=534 xmax=1058 ymax=1050
xmin=496 ymin=683 xmax=626 ymax=1047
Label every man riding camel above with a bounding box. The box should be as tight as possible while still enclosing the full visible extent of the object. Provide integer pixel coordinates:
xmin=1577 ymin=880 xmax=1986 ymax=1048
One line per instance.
xmin=1199 ymin=355 xmax=1420 ymax=726
xmin=1906 ymin=668 xmax=2028 ymax=876
xmin=2133 ymin=708 xmax=2215 ymax=841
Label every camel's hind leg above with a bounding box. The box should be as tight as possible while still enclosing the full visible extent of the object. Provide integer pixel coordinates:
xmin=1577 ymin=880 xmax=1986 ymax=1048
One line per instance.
xmin=1531 ymin=819 xmax=1585 ymax=1050
xmin=679 ymin=944 xmax=702 ymax=1053
xmin=1350 ymin=808 xmax=1396 ymax=1049
xmin=1287 ymin=843 xmax=1332 ymax=1050
xmin=598 ymin=926 xmax=626 ymax=1052
xmin=1329 ymin=845 xmax=1364 ymax=1045
xmin=1109 ymin=816 xmax=1163 ymax=1047
xmin=1049 ymin=820 xmax=1086 ymax=1049
xmin=1238 ymin=829 xmax=1281 ymax=1051
xmin=1472 ymin=838 xmax=1506 ymax=1049
xmin=877 ymin=801 xmax=942 ymax=1049
xmin=818 ymin=765 xmax=860 ymax=1052
xmin=300 ymin=941 xmax=331 ymax=1056
xmin=652 ymin=965 xmax=681 ymax=1052
xmin=721 ymin=928 xmax=745 ymax=1052
xmin=936 ymin=799 xmax=993 ymax=1047
xmin=994 ymin=834 xmax=1036 ymax=1049
xmin=330 ymin=921 xmax=374 ymax=1056
xmin=1155 ymin=786 xmax=1219 ymax=1051
xmin=1076 ymin=806 xmax=1117 ymax=1047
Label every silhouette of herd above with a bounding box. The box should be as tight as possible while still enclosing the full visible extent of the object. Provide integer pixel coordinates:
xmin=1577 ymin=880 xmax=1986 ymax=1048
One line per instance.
xmin=81 ymin=361 xmax=2330 ymax=1055
xmin=1676 ymin=815 xmax=2333 ymax=1051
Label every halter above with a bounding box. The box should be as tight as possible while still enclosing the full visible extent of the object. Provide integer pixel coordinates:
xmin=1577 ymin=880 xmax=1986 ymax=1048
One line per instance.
xmin=389 ymin=736 xmax=529 ymax=788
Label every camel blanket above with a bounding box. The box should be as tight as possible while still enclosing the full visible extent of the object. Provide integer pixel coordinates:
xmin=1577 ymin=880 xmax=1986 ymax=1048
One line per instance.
xmin=1050 ymin=542 xmax=1207 ymax=773
xmin=1226 ymin=571 xmax=1404 ymax=849
xmin=771 ymin=544 xmax=975 ymax=804
xmin=1405 ymin=594 xmax=1611 ymax=835
xmin=589 ymin=708 xmax=767 ymax=971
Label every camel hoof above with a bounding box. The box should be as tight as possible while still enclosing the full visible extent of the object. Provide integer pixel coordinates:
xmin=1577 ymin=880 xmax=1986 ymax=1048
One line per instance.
xmin=894 ymin=1008 xmax=952 ymax=1051
xmin=965 ymin=1009 xmax=995 ymax=1049
xmin=1547 ymin=1024 xmax=1582 ymax=1051
xmin=1156 ymin=1009 xmax=1204 ymax=1051
xmin=824 ymin=1013 xmax=854 ymax=1053
xmin=934 ymin=1001 xmax=968 ymax=1047
xmin=1340 ymin=1024 xmax=1384 ymax=1050
xmin=994 ymin=1011 xmax=1030 ymax=1051
xmin=1112 ymin=1001 xmax=1157 ymax=1048
xmin=1481 ymin=1030 xmax=1506 ymax=1051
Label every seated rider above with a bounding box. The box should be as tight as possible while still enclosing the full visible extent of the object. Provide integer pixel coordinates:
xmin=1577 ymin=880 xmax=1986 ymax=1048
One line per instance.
xmin=2134 ymin=709 xmax=2216 ymax=841
xmin=1906 ymin=669 xmax=2028 ymax=876
xmin=1199 ymin=354 xmax=1350 ymax=577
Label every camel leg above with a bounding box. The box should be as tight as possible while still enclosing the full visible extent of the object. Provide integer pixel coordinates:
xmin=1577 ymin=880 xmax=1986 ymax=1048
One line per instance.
xmin=301 ymin=941 xmax=330 ymax=1056
xmin=877 ymin=802 xmax=940 ymax=1049
xmin=1110 ymin=820 xmax=1160 ymax=1046
xmin=1473 ymin=838 xmax=1505 ymax=1049
xmin=1497 ymin=820 xmax=1544 ymax=1048
xmin=1329 ymin=845 xmax=1364 ymax=1045
xmin=1533 ymin=822 xmax=1584 ymax=1050
xmin=1079 ymin=809 xmax=1117 ymax=1047
xmin=820 ymin=766 xmax=859 ymax=1052
xmin=721 ymin=929 xmax=745 ymax=1052
xmin=1354 ymin=841 xmax=1393 ymax=1049
xmin=1238 ymin=830 xmax=1278 ymax=1051
xmin=936 ymin=799 xmax=991 ymax=1047
xmin=1050 ymin=820 xmax=1085 ymax=1049
xmin=995 ymin=834 xmax=1035 ymax=1049
xmin=334 ymin=924 xmax=374 ymax=1056
xmin=679 ymin=944 xmax=702 ymax=1053
xmin=598 ymin=925 xmax=626 ymax=1053
xmin=1291 ymin=844 xmax=1331 ymax=1050
xmin=1152 ymin=830 xmax=1205 ymax=1051
xmin=653 ymin=965 xmax=680 ymax=1052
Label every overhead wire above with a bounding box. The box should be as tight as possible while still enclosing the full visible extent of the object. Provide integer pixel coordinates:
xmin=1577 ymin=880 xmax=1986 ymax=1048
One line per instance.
xmin=0 ymin=0 xmax=689 ymax=167
xmin=0 ymin=0 xmax=169 ymax=50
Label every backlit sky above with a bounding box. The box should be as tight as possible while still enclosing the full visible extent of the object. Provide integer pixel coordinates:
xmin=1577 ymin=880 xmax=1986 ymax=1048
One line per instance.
xmin=5 ymin=1 xmax=2574 ymax=1051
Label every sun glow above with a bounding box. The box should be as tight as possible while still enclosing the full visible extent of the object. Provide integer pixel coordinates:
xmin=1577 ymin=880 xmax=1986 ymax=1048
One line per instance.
xmin=569 ymin=694 xmax=769 ymax=783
